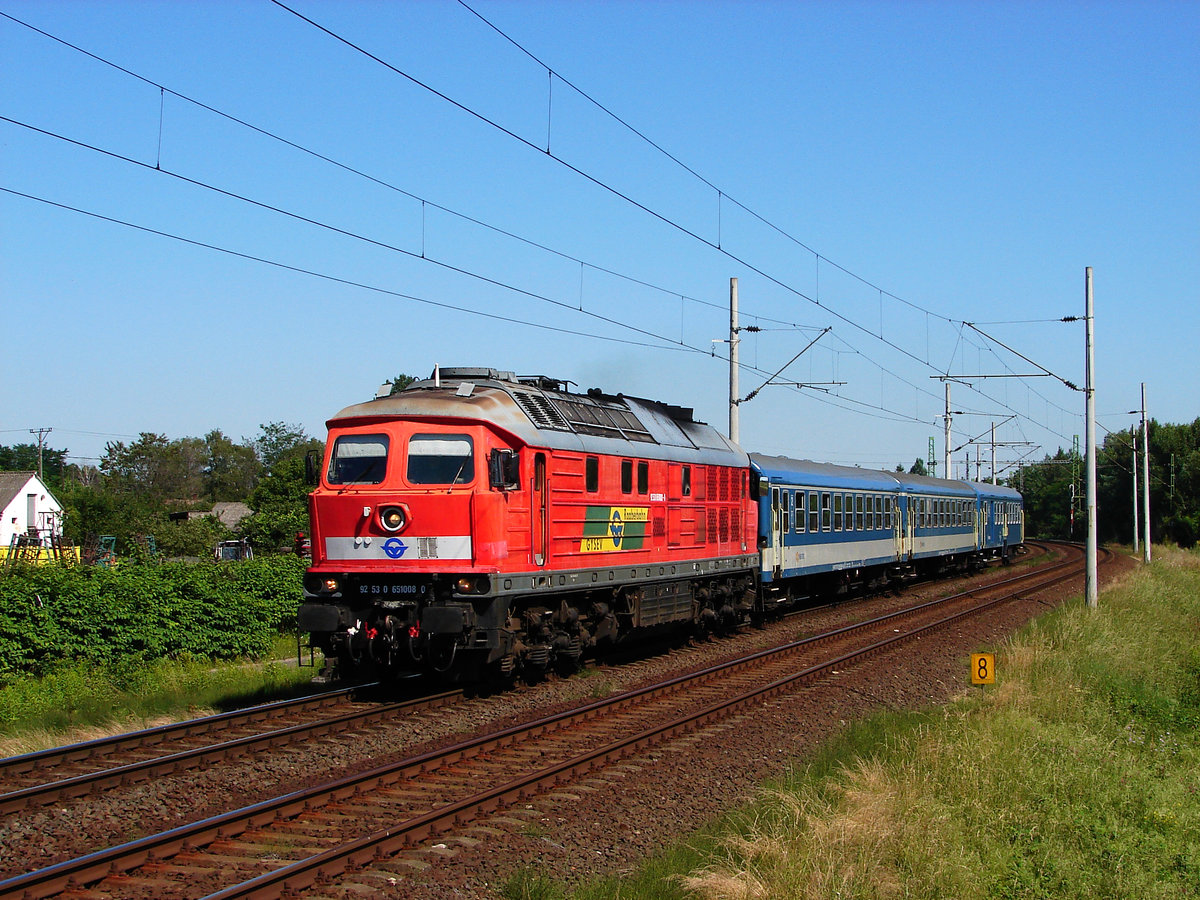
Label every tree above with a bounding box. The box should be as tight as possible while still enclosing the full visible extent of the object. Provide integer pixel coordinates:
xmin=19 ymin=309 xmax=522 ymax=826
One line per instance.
xmin=100 ymin=433 xmax=207 ymax=504
xmin=203 ymin=430 xmax=259 ymax=501
xmin=241 ymin=426 xmax=323 ymax=552
xmin=387 ymin=373 xmax=419 ymax=395
xmin=1012 ymin=448 xmax=1077 ymax=540
xmin=254 ymin=421 xmax=311 ymax=470
xmin=908 ymin=458 xmax=928 ymax=476
xmin=0 ymin=442 xmax=71 ymax=489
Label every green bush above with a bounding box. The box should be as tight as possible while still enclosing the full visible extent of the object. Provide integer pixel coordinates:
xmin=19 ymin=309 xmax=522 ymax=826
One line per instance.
xmin=0 ymin=556 xmax=306 ymax=686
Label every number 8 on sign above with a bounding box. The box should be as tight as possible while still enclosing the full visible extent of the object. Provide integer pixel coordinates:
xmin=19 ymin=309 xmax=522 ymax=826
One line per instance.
xmin=971 ymin=652 xmax=995 ymax=685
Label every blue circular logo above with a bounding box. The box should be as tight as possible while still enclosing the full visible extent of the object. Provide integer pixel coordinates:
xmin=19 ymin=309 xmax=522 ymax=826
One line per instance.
xmin=383 ymin=538 xmax=408 ymax=559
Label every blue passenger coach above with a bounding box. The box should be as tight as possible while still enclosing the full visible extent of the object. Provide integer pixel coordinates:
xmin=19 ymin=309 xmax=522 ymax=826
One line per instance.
xmin=751 ymin=456 xmax=903 ymax=607
xmin=750 ymin=455 xmax=1023 ymax=607
xmin=974 ymin=481 xmax=1024 ymax=559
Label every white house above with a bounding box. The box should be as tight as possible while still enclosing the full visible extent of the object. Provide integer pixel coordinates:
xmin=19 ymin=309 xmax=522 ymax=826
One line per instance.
xmin=0 ymin=471 xmax=64 ymax=550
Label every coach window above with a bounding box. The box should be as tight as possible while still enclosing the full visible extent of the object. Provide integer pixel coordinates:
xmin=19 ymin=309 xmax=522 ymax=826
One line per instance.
xmin=407 ymin=434 xmax=473 ymax=485
xmin=586 ymin=456 xmax=599 ymax=493
xmin=855 ymin=494 xmax=864 ymax=531
xmin=637 ymin=460 xmax=649 ymax=495
xmin=785 ymin=491 xmax=793 ymax=533
xmin=621 ymin=459 xmax=633 ymax=494
xmin=682 ymin=465 xmax=691 ymax=496
xmin=884 ymin=497 xmax=893 ymax=529
xmin=821 ymin=492 xmax=831 ymax=531
xmin=871 ymin=495 xmax=879 ymax=531
xmin=796 ymin=491 xmax=806 ymax=533
xmin=809 ymin=492 xmax=820 ymax=532
xmin=833 ymin=493 xmax=843 ymax=531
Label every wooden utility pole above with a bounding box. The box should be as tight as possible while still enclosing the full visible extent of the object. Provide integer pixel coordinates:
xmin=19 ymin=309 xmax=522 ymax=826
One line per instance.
xmin=28 ymin=427 xmax=52 ymax=481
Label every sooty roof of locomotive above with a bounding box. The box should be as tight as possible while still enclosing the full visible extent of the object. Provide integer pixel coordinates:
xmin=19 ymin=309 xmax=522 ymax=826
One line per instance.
xmin=328 ymin=367 xmax=748 ymax=467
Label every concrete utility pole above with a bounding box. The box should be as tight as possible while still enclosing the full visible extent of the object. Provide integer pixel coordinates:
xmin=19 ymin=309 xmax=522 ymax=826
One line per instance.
xmin=1141 ymin=382 xmax=1151 ymax=563
xmin=729 ymin=277 xmax=739 ymax=444
xmin=991 ymin=422 xmax=997 ymax=485
xmin=944 ymin=382 xmax=952 ymax=481
xmin=1085 ymin=267 xmax=1098 ymax=609
xmin=1132 ymin=444 xmax=1139 ymax=554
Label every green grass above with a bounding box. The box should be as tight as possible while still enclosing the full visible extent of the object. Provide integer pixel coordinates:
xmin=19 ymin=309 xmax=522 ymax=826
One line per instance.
xmin=0 ymin=634 xmax=321 ymax=755
xmin=558 ymin=547 xmax=1200 ymax=900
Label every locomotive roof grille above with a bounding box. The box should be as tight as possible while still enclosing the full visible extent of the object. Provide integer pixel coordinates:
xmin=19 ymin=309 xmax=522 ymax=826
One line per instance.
xmin=511 ymin=391 xmax=572 ymax=431
xmin=511 ymin=390 xmax=655 ymax=443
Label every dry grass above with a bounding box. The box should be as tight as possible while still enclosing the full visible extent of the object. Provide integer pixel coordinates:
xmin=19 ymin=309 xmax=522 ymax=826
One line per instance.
xmin=673 ymin=546 xmax=1200 ymax=900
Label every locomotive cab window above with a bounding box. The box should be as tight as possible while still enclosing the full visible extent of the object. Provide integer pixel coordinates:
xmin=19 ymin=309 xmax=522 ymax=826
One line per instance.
xmin=407 ymin=434 xmax=474 ymax=485
xmin=327 ymin=434 xmax=389 ymax=485
xmin=637 ymin=460 xmax=649 ymax=495
xmin=621 ymin=459 xmax=633 ymax=494
xmin=586 ymin=456 xmax=599 ymax=492
xmin=682 ymin=465 xmax=691 ymax=496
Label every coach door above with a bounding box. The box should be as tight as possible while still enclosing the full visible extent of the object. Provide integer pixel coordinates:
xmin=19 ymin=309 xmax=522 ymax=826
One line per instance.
xmin=900 ymin=495 xmax=913 ymax=561
xmin=769 ymin=486 xmax=783 ymax=577
xmin=532 ymin=453 xmax=547 ymax=566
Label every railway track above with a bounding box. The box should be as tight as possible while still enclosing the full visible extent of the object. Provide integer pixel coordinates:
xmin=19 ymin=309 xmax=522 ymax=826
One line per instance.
xmin=0 ymin=682 xmax=466 ymax=817
xmin=0 ymin=546 xmax=1054 ymax=820
xmin=0 ymin=540 xmax=1102 ymax=900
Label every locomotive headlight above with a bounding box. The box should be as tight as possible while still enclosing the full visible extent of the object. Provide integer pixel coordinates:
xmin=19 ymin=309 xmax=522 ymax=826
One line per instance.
xmin=379 ymin=505 xmax=408 ymax=532
xmin=453 ymin=576 xmax=489 ymax=595
xmin=323 ymin=577 xmax=341 ymax=593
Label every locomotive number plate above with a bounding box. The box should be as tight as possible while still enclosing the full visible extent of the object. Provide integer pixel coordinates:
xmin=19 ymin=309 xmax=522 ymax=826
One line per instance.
xmin=354 ymin=578 xmax=430 ymax=597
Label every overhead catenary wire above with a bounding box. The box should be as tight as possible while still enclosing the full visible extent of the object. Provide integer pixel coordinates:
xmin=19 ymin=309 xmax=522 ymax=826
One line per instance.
xmin=2 ymin=7 xmax=1080 ymax=451
xmin=268 ymin=1 xmax=1085 ymax=446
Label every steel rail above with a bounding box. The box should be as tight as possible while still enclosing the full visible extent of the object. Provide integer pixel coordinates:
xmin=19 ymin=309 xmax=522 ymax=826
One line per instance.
xmin=0 ymin=685 xmax=368 ymax=778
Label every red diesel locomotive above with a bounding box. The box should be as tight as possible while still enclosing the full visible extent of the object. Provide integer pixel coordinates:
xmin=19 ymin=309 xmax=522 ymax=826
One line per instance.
xmin=299 ymin=367 xmax=758 ymax=681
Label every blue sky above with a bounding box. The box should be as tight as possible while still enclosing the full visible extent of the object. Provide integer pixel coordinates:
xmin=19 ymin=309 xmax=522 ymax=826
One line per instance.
xmin=2 ymin=0 xmax=1196 ymax=479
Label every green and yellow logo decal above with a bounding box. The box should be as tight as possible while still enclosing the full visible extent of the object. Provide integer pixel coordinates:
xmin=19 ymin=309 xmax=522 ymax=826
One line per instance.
xmin=579 ymin=506 xmax=649 ymax=553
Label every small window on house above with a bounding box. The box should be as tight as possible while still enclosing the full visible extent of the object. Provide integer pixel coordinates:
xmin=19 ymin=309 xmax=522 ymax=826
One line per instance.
xmin=586 ymin=456 xmax=599 ymax=493
xmin=621 ymin=459 xmax=633 ymax=494
xmin=637 ymin=460 xmax=648 ymax=494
